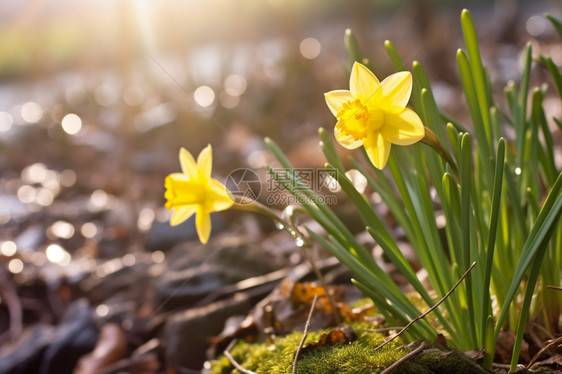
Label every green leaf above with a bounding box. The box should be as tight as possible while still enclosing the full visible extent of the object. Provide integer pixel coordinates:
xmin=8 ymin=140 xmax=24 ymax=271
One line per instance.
xmin=384 ymin=40 xmax=406 ymax=71
xmin=457 ymin=49 xmax=493 ymax=186
xmin=540 ymin=55 xmax=562 ymax=100
xmin=494 ymin=171 xmax=562 ymax=340
xmin=345 ymin=28 xmax=372 ymax=70
xmin=318 ymin=127 xmax=346 ymax=173
xmin=531 ymin=88 xmax=557 ymax=186
xmin=460 ymin=133 xmax=477 ymax=347
xmin=480 ymin=138 xmax=505 ymax=347
xmin=510 ymin=241 xmax=549 ymax=371
xmin=545 ymin=13 xmax=562 ymax=37
xmin=461 ymin=9 xmax=493 ymax=145
xmin=518 ymin=43 xmax=533 ymax=123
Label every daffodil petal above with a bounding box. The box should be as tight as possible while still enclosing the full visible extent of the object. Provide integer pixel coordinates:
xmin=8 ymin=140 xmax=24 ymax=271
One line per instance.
xmin=166 ymin=172 xmax=189 ymax=182
xmin=350 ymin=62 xmax=380 ymax=100
xmin=324 ymin=90 xmax=354 ymax=116
xmin=197 ymin=145 xmax=213 ymax=179
xmin=179 ymin=148 xmax=198 ymax=178
xmin=334 ymin=126 xmax=363 ymax=149
xmin=209 ymin=178 xmax=235 ymax=211
xmin=170 ymin=205 xmax=197 ymax=226
xmin=196 ymin=206 xmax=211 ymax=244
xmin=380 ymin=71 xmax=412 ymax=107
xmin=381 ymin=107 xmax=425 ymax=145
xmin=364 ymin=130 xmax=391 ymax=170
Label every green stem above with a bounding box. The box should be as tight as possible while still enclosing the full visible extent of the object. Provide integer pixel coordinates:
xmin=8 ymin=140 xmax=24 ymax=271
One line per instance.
xmin=420 ymin=126 xmax=459 ymax=178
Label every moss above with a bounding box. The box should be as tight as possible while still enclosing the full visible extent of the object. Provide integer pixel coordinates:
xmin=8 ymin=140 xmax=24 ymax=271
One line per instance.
xmin=210 ymin=322 xmax=490 ymax=374
xmin=210 ymin=323 xmax=407 ymax=374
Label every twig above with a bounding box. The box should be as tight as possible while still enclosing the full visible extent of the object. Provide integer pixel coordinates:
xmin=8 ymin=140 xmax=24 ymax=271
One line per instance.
xmin=380 ymin=341 xmax=427 ymax=374
xmin=223 ymin=339 xmax=256 ymax=374
xmin=364 ymin=326 xmax=403 ymax=333
xmin=528 ymin=336 xmax=562 ymax=369
xmin=293 ymin=295 xmax=319 ymax=374
xmin=492 ymin=363 xmax=512 ymax=370
xmin=374 ymin=262 xmax=477 ymax=352
xmin=546 ymin=285 xmax=562 ymax=291
xmin=0 ymin=265 xmax=22 ymax=340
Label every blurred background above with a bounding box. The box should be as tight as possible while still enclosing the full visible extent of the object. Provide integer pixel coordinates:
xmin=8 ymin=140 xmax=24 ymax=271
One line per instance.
xmin=0 ymin=0 xmax=560 ymax=372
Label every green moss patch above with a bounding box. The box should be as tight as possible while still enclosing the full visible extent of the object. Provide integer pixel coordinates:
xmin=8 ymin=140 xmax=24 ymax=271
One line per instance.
xmin=210 ymin=323 xmax=487 ymax=374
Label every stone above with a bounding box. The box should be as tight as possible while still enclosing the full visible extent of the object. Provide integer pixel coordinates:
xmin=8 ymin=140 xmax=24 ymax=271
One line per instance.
xmin=164 ymin=293 xmax=251 ymax=371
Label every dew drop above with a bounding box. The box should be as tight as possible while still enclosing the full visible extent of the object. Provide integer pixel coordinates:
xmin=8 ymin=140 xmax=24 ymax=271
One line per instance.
xmin=295 ymin=237 xmax=304 ymax=247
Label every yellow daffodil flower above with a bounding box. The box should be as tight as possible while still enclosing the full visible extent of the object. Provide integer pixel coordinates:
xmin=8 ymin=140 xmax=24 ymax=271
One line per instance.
xmin=164 ymin=145 xmax=233 ymax=244
xmin=324 ymin=62 xmax=425 ymax=169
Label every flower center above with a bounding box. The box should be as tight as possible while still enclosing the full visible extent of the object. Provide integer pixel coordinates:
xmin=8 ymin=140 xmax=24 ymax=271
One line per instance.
xmin=335 ymin=98 xmax=383 ymax=141
xmin=165 ymin=176 xmax=206 ymax=209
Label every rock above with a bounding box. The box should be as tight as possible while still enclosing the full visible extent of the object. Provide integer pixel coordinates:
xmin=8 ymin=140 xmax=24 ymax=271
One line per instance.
xmin=155 ymin=263 xmax=230 ymax=309
xmin=0 ymin=299 xmax=98 ymax=374
xmin=164 ymin=293 xmax=252 ymax=371
xmin=0 ymin=324 xmax=55 ymax=374
xmin=38 ymin=299 xmax=99 ymax=374
xmin=145 ymin=215 xmax=226 ymax=252
xmin=155 ymin=236 xmax=290 ymax=309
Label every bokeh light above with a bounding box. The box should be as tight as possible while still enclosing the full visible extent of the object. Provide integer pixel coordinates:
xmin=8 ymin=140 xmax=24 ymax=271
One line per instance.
xmin=35 ymin=188 xmax=55 ymax=206
xmin=345 ymin=169 xmax=367 ymax=194
xmin=526 ymin=15 xmax=547 ymax=37
xmin=0 ymin=112 xmax=13 ymax=132
xmin=46 ymin=244 xmax=72 ymax=266
xmin=122 ymin=253 xmax=136 ymax=267
xmin=137 ymin=207 xmax=155 ymax=232
xmin=20 ymin=102 xmax=43 ymax=124
xmin=22 ymin=163 xmax=47 ymax=184
xmin=123 ymin=85 xmax=145 ymax=106
xmin=8 ymin=259 xmax=24 ymax=274
xmin=81 ymin=222 xmax=98 ymax=238
xmin=224 ymin=75 xmax=247 ymax=96
xmin=299 ymin=37 xmax=321 ymax=59
xmin=17 ymin=185 xmax=36 ymax=204
xmin=59 ymin=169 xmax=77 ymax=187
xmin=1 ymin=241 xmax=17 ymax=257
xmin=194 ymin=86 xmax=215 ymax=107
xmin=151 ymin=250 xmax=165 ymax=264
xmin=48 ymin=220 xmax=75 ymax=239
xmin=61 ymin=113 xmax=82 ymax=135
xmin=96 ymin=304 xmax=109 ymax=318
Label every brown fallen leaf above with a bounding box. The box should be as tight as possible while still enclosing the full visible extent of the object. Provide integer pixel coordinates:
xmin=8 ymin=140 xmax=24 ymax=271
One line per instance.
xmin=208 ymin=315 xmax=258 ymax=358
xmin=531 ymin=353 xmax=562 ymax=369
xmin=253 ymin=280 xmax=345 ymax=335
xmin=495 ymin=330 xmax=530 ymax=364
xmin=74 ymin=323 xmax=128 ymax=374
xmin=301 ymin=325 xmax=358 ymax=354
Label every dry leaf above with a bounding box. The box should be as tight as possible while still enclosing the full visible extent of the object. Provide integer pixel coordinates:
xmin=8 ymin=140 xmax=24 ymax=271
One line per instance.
xmin=301 ymin=326 xmax=358 ymax=354
xmin=74 ymin=323 xmax=128 ymax=374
